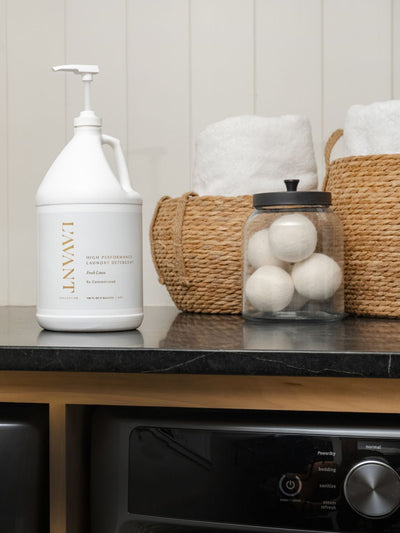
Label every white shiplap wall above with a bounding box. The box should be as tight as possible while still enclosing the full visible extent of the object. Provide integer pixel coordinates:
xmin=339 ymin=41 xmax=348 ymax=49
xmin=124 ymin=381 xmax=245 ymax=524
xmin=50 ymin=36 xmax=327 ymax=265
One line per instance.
xmin=323 ymin=0 xmax=392 ymax=160
xmin=0 ymin=0 xmax=399 ymax=307
xmin=0 ymin=0 xmax=8 ymax=306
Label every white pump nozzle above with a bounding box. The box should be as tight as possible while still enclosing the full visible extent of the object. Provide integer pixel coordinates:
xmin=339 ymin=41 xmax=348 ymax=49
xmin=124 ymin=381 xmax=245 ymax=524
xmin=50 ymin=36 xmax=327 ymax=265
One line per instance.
xmin=53 ymin=64 xmax=101 ymax=127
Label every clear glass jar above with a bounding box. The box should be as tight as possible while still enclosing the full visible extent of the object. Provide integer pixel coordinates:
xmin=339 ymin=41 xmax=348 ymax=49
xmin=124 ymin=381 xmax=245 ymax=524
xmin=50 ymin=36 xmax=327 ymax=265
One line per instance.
xmin=242 ymin=179 xmax=344 ymax=321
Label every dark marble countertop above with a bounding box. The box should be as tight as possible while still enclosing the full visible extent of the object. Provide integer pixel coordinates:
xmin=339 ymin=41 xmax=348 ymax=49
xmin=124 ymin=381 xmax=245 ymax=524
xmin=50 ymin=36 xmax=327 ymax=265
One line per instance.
xmin=0 ymin=306 xmax=400 ymax=377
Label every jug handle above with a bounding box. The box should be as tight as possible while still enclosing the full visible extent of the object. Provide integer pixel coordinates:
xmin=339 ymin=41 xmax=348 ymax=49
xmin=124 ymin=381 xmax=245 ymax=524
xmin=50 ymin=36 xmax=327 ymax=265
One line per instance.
xmin=101 ymin=134 xmax=133 ymax=193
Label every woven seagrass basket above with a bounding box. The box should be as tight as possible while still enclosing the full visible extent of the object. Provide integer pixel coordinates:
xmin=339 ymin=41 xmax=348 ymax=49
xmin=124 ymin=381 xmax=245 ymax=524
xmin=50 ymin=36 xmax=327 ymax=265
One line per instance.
xmin=150 ymin=192 xmax=253 ymax=313
xmin=323 ymin=129 xmax=400 ymax=317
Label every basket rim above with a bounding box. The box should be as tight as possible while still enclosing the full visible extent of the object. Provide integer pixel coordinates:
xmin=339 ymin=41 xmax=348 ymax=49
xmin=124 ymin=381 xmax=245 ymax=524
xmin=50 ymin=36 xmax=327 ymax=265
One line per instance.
xmin=170 ymin=192 xmax=253 ymax=201
xmin=329 ymin=152 xmax=400 ymax=165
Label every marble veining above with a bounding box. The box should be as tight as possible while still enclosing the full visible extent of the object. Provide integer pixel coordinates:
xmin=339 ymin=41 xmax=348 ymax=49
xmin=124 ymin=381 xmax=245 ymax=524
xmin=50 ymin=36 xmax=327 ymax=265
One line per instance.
xmin=0 ymin=306 xmax=398 ymax=377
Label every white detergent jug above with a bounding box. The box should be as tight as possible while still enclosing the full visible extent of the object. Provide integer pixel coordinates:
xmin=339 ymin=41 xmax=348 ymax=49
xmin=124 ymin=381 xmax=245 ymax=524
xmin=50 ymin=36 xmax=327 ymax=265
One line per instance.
xmin=36 ymin=65 xmax=143 ymax=332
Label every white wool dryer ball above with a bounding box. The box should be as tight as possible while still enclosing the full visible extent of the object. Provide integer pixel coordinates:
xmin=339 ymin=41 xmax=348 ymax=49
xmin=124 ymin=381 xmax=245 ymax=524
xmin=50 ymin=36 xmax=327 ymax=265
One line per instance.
xmin=288 ymin=290 xmax=309 ymax=311
xmin=245 ymin=265 xmax=294 ymax=312
xmin=292 ymin=253 xmax=342 ymax=300
xmin=269 ymin=213 xmax=317 ymax=263
xmin=247 ymin=228 xmax=286 ymax=269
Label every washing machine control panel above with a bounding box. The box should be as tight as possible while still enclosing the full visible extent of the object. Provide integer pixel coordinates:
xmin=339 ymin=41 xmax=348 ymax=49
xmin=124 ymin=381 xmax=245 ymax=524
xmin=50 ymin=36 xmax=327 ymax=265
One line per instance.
xmin=344 ymin=459 xmax=400 ymax=518
xmin=128 ymin=426 xmax=400 ymax=532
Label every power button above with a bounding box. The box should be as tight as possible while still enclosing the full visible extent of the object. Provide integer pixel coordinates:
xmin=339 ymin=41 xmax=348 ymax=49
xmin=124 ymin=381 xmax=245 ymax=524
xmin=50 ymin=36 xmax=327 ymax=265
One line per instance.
xmin=279 ymin=474 xmax=302 ymax=497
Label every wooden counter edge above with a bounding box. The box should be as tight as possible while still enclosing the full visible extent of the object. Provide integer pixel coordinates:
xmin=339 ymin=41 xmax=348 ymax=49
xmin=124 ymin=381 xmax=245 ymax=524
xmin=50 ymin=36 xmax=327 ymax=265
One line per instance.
xmin=0 ymin=371 xmax=395 ymax=413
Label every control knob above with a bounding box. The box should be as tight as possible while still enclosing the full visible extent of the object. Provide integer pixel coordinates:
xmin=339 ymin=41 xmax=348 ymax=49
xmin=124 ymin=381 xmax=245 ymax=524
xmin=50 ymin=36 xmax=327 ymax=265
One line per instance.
xmin=344 ymin=459 xmax=400 ymax=519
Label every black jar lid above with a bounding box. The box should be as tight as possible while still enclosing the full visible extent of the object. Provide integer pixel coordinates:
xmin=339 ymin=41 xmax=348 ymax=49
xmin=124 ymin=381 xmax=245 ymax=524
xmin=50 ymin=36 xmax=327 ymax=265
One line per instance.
xmin=253 ymin=179 xmax=331 ymax=208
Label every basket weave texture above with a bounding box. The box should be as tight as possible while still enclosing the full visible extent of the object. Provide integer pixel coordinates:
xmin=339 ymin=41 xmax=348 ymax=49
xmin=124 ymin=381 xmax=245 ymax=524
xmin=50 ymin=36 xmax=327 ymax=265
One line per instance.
xmin=150 ymin=193 xmax=253 ymax=314
xmin=323 ymin=129 xmax=400 ymax=317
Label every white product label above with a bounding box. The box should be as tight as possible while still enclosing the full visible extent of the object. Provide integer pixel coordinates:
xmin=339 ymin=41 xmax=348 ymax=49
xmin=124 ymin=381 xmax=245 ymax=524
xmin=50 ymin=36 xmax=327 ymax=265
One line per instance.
xmin=37 ymin=206 xmax=142 ymax=311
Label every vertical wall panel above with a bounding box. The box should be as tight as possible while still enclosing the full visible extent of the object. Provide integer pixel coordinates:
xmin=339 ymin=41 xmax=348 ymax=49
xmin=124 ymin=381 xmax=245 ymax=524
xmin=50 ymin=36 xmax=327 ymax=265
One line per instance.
xmin=0 ymin=0 xmax=8 ymax=304
xmin=393 ymin=0 xmax=400 ymax=98
xmin=7 ymin=0 xmax=65 ymax=305
xmin=65 ymin=0 xmax=127 ymax=147
xmin=323 ymin=0 xmax=392 ymax=162
xmin=127 ymin=0 xmax=190 ymax=306
xmin=255 ymin=0 xmax=323 ymax=182
xmin=1 ymin=0 xmax=399 ymax=307
xmin=191 ymin=0 xmax=254 ymax=145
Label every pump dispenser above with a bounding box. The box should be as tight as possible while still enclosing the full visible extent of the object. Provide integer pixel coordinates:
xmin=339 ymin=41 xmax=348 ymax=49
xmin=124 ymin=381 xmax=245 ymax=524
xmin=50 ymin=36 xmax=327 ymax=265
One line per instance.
xmin=36 ymin=65 xmax=143 ymax=332
xmin=52 ymin=65 xmax=102 ymax=127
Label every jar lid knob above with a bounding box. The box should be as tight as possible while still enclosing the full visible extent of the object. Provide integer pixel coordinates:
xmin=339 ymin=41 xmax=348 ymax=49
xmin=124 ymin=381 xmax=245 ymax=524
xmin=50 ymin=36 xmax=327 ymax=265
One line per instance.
xmin=284 ymin=179 xmax=299 ymax=191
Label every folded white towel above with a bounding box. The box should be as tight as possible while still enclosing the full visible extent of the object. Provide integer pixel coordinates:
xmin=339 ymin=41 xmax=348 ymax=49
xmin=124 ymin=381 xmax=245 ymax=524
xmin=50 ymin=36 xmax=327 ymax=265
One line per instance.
xmin=344 ymin=100 xmax=400 ymax=156
xmin=193 ymin=115 xmax=318 ymax=196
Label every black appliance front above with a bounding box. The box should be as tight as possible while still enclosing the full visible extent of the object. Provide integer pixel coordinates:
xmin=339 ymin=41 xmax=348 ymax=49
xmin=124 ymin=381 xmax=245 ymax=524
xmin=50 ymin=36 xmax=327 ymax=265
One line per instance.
xmin=0 ymin=403 xmax=48 ymax=532
xmin=91 ymin=408 xmax=400 ymax=533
